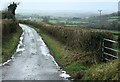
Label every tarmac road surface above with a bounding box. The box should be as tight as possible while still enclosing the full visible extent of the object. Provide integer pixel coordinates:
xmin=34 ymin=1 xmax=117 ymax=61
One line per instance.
xmin=1 ymin=24 xmax=70 ymax=81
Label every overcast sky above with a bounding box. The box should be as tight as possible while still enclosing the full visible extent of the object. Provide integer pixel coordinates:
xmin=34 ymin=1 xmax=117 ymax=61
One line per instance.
xmin=0 ymin=0 xmax=119 ymax=14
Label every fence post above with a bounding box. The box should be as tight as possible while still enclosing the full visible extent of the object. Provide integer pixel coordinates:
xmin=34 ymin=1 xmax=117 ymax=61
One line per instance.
xmin=102 ymin=38 xmax=105 ymax=62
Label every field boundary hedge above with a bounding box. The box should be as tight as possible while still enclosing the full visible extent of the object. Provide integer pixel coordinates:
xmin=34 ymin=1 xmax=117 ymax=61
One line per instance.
xmin=20 ymin=20 xmax=113 ymax=62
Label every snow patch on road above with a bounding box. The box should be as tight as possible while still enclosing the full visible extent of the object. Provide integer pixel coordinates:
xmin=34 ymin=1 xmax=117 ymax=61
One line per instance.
xmin=38 ymin=37 xmax=50 ymax=56
xmin=39 ymin=36 xmax=71 ymax=80
xmin=39 ymin=37 xmax=59 ymax=67
xmin=16 ymin=30 xmax=25 ymax=52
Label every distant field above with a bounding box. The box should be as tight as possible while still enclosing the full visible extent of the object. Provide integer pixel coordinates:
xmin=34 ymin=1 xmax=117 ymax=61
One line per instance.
xmin=47 ymin=15 xmax=119 ymax=31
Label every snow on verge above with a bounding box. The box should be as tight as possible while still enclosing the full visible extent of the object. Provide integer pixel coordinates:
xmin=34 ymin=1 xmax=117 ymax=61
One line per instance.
xmin=16 ymin=32 xmax=25 ymax=52
xmin=60 ymin=71 xmax=71 ymax=80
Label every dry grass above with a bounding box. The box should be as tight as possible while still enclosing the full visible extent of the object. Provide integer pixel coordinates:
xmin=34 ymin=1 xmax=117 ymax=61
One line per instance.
xmin=82 ymin=59 xmax=119 ymax=80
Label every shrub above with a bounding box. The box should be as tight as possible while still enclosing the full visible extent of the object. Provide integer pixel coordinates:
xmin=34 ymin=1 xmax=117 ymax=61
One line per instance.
xmin=2 ymin=19 xmax=19 ymax=36
xmin=2 ymin=11 xmax=15 ymax=19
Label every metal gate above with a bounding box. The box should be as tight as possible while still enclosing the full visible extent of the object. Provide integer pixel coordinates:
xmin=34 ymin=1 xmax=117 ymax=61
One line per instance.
xmin=103 ymin=38 xmax=119 ymax=61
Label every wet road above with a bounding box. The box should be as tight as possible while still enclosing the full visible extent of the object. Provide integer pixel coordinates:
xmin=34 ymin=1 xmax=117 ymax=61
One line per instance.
xmin=1 ymin=24 xmax=70 ymax=80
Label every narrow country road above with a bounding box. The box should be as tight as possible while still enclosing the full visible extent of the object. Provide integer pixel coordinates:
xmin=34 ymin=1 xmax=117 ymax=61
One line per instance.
xmin=1 ymin=24 xmax=70 ymax=81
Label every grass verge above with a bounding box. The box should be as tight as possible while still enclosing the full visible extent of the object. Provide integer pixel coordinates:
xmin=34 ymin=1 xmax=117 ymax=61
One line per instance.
xmin=82 ymin=59 xmax=119 ymax=80
xmin=2 ymin=26 xmax=22 ymax=63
